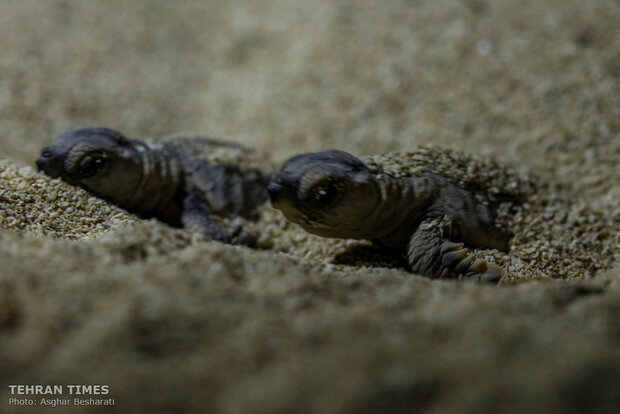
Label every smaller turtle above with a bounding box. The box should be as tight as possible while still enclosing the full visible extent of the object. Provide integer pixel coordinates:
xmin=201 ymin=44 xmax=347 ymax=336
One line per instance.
xmin=36 ymin=127 xmax=271 ymax=245
xmin=267 ymin=148 xmax=528 ymax=282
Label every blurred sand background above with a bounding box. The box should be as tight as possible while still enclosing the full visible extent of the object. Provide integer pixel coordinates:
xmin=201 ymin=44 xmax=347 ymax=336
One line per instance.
xmin=0 ymin=0 xmax=619 ymax=413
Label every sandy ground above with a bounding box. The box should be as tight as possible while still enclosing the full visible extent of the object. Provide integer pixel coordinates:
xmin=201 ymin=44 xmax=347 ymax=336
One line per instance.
xmin=0 ymin=0 xmax=619 ymax=413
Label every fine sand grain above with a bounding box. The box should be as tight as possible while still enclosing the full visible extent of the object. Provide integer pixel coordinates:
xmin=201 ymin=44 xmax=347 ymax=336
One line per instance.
xmin=0 ymin=1 xmax=619 ymax=413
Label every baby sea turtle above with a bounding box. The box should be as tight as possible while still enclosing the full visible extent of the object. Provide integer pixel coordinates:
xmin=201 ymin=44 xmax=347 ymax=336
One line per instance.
xmin=267 ymin=147 xmax=529 ymax=282
xmin=36 ymin=127 xmax=271 ymax=245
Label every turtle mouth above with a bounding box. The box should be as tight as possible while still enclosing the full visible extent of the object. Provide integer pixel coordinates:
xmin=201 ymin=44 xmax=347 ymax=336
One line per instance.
xmin=281 ymin=210 xmax=317 ymax=228
xmin=293 ymin=212 xmax=312 ymax=226
xmin=298 ymin=213 xmax=329 ymax=230
xmin=36 ymin=154 xmax=64 ymax=179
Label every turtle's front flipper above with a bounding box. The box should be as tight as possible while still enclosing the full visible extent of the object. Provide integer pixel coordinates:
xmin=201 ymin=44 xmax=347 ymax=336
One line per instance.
xmin=407 ymin=217 xmax=502 ymax=283
xmin=181 ymin=190 xmax=256 ymax=246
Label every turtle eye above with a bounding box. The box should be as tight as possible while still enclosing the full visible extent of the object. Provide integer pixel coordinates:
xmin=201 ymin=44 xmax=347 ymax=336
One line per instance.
xmin=307 ymin=178 xmax=342 ymax=204
xmin=77 ymin=152 xmax=108 ymax=177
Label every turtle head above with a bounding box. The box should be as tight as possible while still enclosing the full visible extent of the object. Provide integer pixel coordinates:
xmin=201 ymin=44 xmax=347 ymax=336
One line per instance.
xmin=268 ymin=150 xmax=380 ymax=238
xmin=36 ymin=127 xmax=143 ymax=202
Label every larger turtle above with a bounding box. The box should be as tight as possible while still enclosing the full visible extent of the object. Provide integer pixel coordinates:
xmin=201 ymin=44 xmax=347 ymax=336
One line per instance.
xmin=267 ymin=147 xmax=531 ymax=282
xmin=36 ymin=127 xmax=271 ymax=245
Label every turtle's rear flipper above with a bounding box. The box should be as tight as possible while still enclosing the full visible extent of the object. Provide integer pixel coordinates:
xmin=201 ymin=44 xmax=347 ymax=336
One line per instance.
xmin=182 ymin=191 xmax=257 ymax=246
xmin=407 ymin=217 xmax=502 ymax=284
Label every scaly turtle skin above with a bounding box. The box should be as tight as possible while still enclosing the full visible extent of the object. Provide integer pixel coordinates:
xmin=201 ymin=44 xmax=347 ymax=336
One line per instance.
xmin=267 ymin=148 xmax=528 ymax=282
xmin=36 ymin=127 xmax=271 ymax=245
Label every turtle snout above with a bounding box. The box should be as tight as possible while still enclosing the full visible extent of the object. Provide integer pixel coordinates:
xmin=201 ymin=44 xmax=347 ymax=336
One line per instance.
xmin=36 ymin=148 xmax=63 ymax=178
xmin=267 ymin=180 xmax=284 ymax=203
xmin=268 ymin=178 xmax=298 ymax=212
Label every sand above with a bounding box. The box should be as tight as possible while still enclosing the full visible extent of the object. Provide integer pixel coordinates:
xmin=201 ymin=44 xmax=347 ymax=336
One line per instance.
xmin=0 ymin=0 xmax=619 ymax=413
